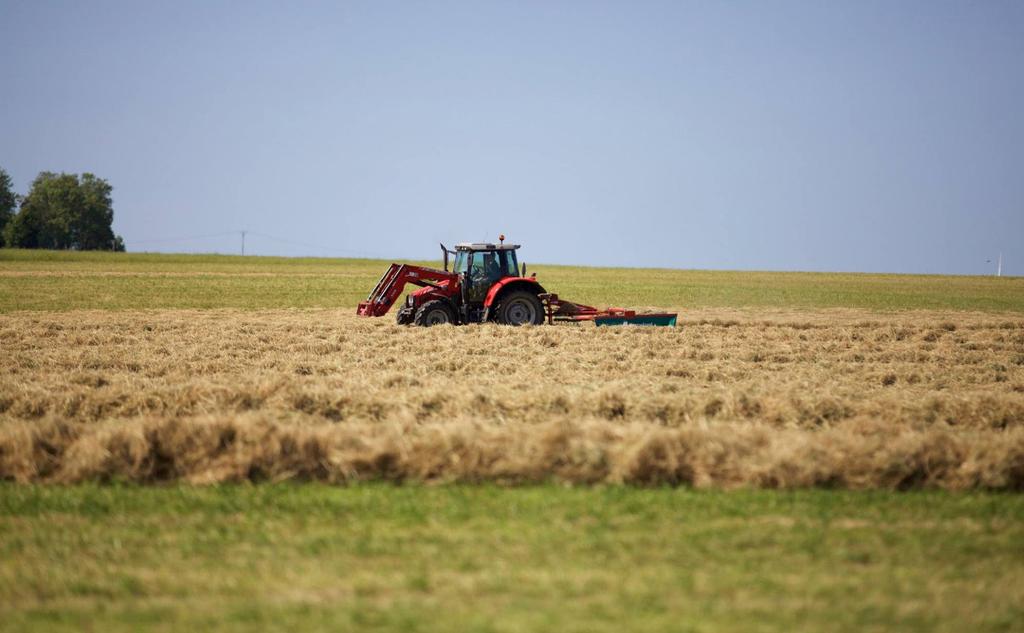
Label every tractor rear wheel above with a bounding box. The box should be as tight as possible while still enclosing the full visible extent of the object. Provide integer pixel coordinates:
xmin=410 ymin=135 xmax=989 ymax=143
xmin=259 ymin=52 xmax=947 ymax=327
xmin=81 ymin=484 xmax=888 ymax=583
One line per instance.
xmin=495 ymin=291 xmax=544 ymax=326
xmin=413 ymin=300 xmax=456 ymax=327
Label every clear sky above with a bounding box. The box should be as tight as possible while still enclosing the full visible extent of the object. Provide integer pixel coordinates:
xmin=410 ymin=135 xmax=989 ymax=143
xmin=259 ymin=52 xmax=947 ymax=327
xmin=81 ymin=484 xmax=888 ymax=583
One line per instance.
xmin=1 ymin=1 xmax=1021 ymax=274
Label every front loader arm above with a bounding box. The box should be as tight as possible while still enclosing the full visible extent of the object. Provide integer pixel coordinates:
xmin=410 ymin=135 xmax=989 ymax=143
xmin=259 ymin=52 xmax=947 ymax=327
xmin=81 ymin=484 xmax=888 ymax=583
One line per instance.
xmin=356 ymin=264 xmax=457 ymax=317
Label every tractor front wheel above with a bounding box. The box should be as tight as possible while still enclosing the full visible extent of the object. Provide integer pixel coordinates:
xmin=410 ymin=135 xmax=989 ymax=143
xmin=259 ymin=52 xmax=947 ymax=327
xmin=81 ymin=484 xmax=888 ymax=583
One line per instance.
xmin=413 ymin=300 xmax=456 ymax=327
xmin=495 ymin=291 xmax=544 ymax=326
xmin=396 ymin=306 xmax=414 ymax=325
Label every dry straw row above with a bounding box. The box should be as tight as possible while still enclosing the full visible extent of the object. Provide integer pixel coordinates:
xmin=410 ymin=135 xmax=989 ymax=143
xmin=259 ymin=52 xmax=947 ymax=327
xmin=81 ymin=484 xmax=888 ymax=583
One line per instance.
xmin=2 ymin=415 xmax=1022 ymax=489
xmin=1 ymin=309 xmax=1022 ymax=488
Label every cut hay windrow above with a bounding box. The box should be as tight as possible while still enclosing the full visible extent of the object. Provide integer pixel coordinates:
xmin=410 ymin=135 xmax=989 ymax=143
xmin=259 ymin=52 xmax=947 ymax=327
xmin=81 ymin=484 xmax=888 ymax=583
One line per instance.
xmin=3 ymin=415 xmax=1023 ymax=489
xmin=1 ymin=309 xmax=1022 ymax=488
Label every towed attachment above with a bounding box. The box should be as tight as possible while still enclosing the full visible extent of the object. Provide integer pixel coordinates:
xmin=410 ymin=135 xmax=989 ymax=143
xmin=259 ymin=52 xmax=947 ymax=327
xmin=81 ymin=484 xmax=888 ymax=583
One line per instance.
xmin=538 ymin=294 xmax=677 ymax=327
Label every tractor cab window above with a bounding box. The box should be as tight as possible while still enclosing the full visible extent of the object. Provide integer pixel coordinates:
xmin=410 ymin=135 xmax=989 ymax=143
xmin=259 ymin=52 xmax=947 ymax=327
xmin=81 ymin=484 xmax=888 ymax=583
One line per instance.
xmin=502 ymin=250 xmax=519 ymax=277
xmin=470 ymin=251 xmax=502 ymax=282
xmin=455 ymin=249 xmax=518 ymax=282
xmin=463 ymin=250 xmax=503 ymax=304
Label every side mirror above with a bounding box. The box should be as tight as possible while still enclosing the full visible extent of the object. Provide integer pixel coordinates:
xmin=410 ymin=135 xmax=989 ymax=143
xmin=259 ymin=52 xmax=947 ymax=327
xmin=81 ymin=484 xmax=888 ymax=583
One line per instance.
xmin=521 ymin=262 xmax=527 ymax=277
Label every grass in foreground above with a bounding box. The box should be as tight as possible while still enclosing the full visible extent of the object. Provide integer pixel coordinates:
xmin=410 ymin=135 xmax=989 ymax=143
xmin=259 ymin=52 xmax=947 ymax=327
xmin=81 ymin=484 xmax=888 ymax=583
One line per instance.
xmin=1 ymin=249 xmax=1022 ymax=312
xmin=1 ymin=485 xmax=1022 ymax=633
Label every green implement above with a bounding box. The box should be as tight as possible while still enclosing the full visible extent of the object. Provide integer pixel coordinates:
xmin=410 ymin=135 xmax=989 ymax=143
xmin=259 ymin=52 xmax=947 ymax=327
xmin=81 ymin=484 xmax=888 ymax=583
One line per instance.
xmin=594 ymin=313 xmax=678 ymax=327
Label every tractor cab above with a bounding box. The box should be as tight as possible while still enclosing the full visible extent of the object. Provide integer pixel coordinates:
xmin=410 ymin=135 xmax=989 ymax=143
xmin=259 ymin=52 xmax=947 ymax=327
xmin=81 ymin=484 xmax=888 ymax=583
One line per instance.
xmin=450 ymin=242 xmax=522 ymax=303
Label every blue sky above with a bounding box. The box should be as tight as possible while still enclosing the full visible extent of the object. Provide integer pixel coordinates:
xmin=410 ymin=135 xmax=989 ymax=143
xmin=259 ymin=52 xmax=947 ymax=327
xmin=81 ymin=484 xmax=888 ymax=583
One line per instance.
xmin=1 ymin=1 xmax=1021 ymax=274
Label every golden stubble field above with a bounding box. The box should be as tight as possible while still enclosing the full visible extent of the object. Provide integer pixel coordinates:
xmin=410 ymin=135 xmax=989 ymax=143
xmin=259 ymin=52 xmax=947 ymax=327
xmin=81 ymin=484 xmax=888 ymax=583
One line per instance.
xmin=1 ymin=308 xmax=1023 ymax=489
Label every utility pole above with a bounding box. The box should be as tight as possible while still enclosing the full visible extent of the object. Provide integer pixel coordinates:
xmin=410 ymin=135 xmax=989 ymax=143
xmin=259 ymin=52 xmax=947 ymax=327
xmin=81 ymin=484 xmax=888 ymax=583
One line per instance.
xmin=241 ymin=230 xmax=247 ymax=256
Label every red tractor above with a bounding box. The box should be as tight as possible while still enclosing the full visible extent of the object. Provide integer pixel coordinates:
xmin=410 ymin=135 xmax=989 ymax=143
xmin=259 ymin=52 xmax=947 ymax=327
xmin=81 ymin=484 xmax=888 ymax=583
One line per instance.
xmin=357 ymin=236 xmax=678 ymax=327
xmin=357 ymin=236 xmax=546 ymax=326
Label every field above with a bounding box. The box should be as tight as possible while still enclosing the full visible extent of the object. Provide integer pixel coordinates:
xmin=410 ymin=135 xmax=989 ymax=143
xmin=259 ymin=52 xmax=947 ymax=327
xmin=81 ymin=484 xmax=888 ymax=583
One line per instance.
xmin=1 ymin=249 xmax=1022 ymax=312
xmin=2 ymin=308 xmax=1024 ymax=488
xmin=2 ymin=248 xmax=1024 ymax=631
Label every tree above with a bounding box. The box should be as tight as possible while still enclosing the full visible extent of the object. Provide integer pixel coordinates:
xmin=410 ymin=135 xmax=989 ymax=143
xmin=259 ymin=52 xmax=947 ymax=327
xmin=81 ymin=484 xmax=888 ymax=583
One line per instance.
xmin=0 ymin=168 xmax=17 ymax=247
xmin=2 ymin=172 xmax=125 ymax=251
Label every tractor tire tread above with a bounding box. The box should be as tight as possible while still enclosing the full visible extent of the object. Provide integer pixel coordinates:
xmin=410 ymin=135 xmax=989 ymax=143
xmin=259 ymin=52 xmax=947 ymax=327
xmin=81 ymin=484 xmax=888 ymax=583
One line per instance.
xmin=413 ymin=300 xmax=456 ymax=327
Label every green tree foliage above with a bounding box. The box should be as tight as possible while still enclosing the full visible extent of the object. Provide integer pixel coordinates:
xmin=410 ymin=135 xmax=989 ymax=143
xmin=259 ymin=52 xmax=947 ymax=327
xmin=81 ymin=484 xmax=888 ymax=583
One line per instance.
xmin=0 ymin=168 xmax=17 ymax=247
xmin=2 ymin=172 xmax=125 ymax=251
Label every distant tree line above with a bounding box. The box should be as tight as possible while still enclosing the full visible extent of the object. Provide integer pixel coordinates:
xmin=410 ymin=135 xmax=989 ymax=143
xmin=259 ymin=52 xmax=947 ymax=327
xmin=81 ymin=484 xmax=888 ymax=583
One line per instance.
xmin=0 ymin=167 xmax=124 ymax=251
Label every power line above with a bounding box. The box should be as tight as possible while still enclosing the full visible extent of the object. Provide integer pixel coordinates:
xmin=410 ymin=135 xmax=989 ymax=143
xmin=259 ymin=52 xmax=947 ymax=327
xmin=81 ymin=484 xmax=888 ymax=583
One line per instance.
xmin=128 ymin=229 xmax=397 ymax=260
xmin=245 ymin=231 xmax=393 ymax=259
xmin=130 ymin=231 xmax=240 ymax=245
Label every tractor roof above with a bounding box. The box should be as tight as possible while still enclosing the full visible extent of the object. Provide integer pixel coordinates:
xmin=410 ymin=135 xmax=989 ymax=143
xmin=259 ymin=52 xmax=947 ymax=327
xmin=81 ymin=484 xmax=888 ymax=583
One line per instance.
xmin=455 ymin=242 xmax=520 ymax=251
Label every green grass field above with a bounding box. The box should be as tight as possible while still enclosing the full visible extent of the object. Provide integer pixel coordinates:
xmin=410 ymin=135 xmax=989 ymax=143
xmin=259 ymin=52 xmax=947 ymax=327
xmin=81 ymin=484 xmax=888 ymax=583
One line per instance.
xmin=1 ymin=248 xmax=1022 ymax=312
xmin=2 ymin=486 xmax=1023 ymax=633
xmin=2 ymin=249 xmax=1023 ymax=632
